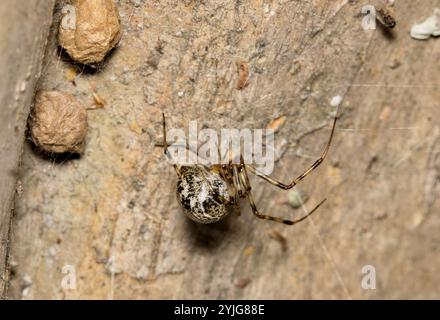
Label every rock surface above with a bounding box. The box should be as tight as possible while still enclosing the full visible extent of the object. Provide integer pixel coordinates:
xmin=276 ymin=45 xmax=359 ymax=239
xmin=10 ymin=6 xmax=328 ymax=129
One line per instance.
xmin=6 ymin=0 xmax=440 ymax=299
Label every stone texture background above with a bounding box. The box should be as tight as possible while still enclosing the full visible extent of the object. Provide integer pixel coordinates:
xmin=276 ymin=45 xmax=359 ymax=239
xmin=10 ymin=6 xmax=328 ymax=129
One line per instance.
xmin=4 ymin=0 xmax=440 ymax=299
xmin=0 ymin=0 xmax=55 ymax=298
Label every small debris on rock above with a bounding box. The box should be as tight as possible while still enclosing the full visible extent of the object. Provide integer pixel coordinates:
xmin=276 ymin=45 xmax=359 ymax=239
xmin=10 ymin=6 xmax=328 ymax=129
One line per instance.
xmin=15 ymin=180 xmax=24 ymax=195
xmin=92 ymin=92 xmax=106 ymax=109
xmin=65 ymin=67 xmax=78 ymax=85
xmin=155 ymin=37 xmax=165 ymax=54
xmin=411 ymin=8 xmax=440 ymax=40
xmin=236 ymin=60 xmax=250 ymax=90
xmin=374 ymin=211 xmax=388 ymax=220
xmin=22 ymin=274 xmax=33 ymax=288
xmin=243 ymin=246 xmax=255 ymax=257
xmin=267 ymin=116 xmax=286 ymax=133
xmin=268 ymin=229 xmax=288 ymax=252
xmin=235 ymin=278 xmax=252 ymax=289
xmin=387 ymin=57 xmax=401 ymax=69
xmin=287 ymin=189 xmax=309 ymax=209
xmin=130 ymin=121 xmax=143 ymax=135
xmin=379 ymin=106 xmax=392 ymax=121
xmin=289 ymin=60 xmax=301 ymax=75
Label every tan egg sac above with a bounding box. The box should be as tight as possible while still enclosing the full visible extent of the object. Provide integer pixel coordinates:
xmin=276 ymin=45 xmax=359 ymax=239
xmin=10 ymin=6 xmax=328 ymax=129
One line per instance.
xmin=58 ymin=0 xmax=121 ymax=65
xmin=29 ymin=91 xmax=88 ymax=154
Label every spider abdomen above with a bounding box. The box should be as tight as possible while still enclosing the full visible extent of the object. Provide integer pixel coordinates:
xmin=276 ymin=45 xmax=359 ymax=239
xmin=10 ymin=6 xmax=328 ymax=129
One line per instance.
xmin=177 ymin=166 xmax=231 ymax=224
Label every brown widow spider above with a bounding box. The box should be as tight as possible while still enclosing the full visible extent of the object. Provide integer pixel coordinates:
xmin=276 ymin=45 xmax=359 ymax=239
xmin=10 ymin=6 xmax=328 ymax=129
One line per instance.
xmin=161 ymin=110 xmax=338 ymax=225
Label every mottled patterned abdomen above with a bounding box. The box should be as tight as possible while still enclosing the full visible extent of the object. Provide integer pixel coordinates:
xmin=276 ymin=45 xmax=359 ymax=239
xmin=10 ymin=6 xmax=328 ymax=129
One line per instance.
xmin=177 ymin=166 xmax=231 ymax=224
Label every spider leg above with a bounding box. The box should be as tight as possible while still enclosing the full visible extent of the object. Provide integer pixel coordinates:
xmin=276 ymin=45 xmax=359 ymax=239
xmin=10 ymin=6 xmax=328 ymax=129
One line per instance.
xmin=229 ymin=175 xmax=241 ymax=217
xmin=246 ymin=108 xmax=338 ymax=190
xmin=239 ymin=155 xmax=252 ymax=193
xmin=162 ymin=113 xmax=169 ymax=155
xmin=231 ymin=172 xmax=240 ymax=207
xmin=247 ymin=191 xmax=327 ymax=225
xmin=213 ymin=142 xmax=240 ymax=209
xmin=240 ymin=161 xmax=326 ymax=225
xmin=230 ymin=161 xmax=243 ymax=214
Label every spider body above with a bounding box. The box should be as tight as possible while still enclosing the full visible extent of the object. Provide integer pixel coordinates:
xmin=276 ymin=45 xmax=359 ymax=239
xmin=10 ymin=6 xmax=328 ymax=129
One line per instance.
xmin=177 ymin=166 xmax=232 ymax=224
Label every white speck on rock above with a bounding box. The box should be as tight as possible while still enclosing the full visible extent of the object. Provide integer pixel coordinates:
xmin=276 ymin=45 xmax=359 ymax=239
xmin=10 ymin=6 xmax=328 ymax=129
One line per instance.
xmin=135 ymin=265 xmax=150 ymax=280
xmin=106 ymin=255 xmax=123 ymax=275
xmin=384 ymin=0 xmax=395 ymax=6
xmin=20 ymin=81 xmax=27 ymax=93
xmin=48 ymin=246 xmax=58 ymax=257
xmin=411 ymin=8 xmax=440 ymax=40
xmin=43 ymin=214 xmax=54 ymax=228
xmin=22 ymin=287 xmax=31 ymax=297
xmin=264 ymin=4 xmax=270 ymax=14
xmin=23 ymin=275 xmax=33 ymax=286
xmin=288 ymin=189 xmax=309 ymax=209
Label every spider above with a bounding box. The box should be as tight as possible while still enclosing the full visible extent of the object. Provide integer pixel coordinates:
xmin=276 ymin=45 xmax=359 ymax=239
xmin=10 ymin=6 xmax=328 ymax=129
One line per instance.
xmin=161 ymin=110 xmax=338 ymax=226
